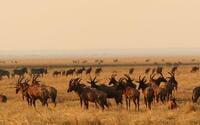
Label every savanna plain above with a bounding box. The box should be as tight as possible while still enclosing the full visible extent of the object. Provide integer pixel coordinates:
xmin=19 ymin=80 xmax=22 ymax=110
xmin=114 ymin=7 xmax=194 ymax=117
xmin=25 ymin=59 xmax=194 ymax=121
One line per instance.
xmin=0 ymin=56 xmax=200 ymax=125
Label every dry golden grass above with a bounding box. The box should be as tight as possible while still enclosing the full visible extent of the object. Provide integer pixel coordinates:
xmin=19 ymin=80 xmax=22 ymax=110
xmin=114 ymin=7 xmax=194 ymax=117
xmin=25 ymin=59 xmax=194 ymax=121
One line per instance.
xmin=0 ymin=58 xmax=200 ymax=125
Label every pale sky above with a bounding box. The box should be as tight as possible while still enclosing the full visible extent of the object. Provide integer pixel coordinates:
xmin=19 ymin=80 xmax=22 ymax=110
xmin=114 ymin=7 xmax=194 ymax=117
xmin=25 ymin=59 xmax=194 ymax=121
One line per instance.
xmin=0 ymin=0 xmax=200 ymax=53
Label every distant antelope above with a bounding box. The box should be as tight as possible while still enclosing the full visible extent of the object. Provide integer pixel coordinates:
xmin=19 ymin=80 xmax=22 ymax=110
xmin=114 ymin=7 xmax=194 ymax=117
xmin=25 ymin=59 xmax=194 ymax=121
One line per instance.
xmin=53 ymin=71 xmax=62 ymax=77
xmin=137 ymin=76 xmax=154 ymax=110
xmin=113 ymin=59 xmax=119 ymax=63
xmin=145 ymin=59 xmax=150 ymax=62
xmin=66 ymin=68 xmax=76 ymax=76
xmin=145 ymin=68 xmax=151 ymax=74
xmin=95 ymin=67 xmax=102 ymax=75
xmin=129 ymin=68 xmax=134 ymax=74
xmin=85 ymin=67 xmax=92 ymax=75
xmin=82 ymin=60 xmax=87 ymax=64
xmin=191 ymin=66 xmax=199 ymax=73
xmin=76 ymin=67 xmax=85 ymax=76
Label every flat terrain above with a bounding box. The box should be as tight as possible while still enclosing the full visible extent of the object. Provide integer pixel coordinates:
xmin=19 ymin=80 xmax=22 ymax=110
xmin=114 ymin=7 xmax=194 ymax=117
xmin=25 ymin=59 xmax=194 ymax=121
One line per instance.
xmin=0 ymin=57 xmax=200 ymax=125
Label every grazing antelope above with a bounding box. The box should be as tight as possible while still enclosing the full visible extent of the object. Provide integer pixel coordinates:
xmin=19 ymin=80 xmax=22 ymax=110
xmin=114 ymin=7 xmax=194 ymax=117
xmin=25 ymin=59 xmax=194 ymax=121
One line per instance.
xmin=0 ymin=69 xmax=10 ymax=80
xmin=66 ymin=68 xmax=76 ymax=76
xmin=53 ymin=71 xmax=62 ymax=77
xmin=191 ymin=66 xmax=199 ymax=73
xmin=13 ymin=67 xmax=28 ymax=77
xmin=137 ymin=76 xmax=154 ymax=110
xmin=67 ymin=78 xmax=109 ymax=110
xmin=76 ymin=67 xmax=85 ymax=76
xmin=192 ymin=86 xmax=200 ymax=103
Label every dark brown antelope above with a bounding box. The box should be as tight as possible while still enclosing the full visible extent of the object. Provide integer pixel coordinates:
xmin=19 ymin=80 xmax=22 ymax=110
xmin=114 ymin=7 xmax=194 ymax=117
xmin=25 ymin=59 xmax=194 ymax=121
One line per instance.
xmin=0 ymin=94 xmax=7 ymax=103
xmin=53 ymin=71 xmax=62 ymax=77
xmin=191 ymin=66 xmax=199 ymax=73
xmin=67 ymin=78 xmax=109 ymax=110
xmin=89 ymin=77 xmax=123 ymax=106
xmin=76 ymin=67 xmax=85 ymax=76
xmin=66 ymin=68 xmax=76 ymax=76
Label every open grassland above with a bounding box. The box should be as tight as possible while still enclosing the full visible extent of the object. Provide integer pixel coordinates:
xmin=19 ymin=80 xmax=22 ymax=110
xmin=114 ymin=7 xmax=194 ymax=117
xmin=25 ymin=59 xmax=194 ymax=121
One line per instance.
xmin=0 ymin=58 xmax=200 ymax=125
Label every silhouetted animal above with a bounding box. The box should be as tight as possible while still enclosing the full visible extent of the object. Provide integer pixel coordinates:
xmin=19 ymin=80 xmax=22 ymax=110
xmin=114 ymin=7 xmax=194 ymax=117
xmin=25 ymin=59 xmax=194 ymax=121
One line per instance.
xmin=66 ymin=69 xmax=76 ymax=76
xmin=76 ymin=67 xmax=85 ymax=76
xmin=31 ymin=68 xmax=48 ymax=76
xmin=53 ymin=71 xmax=62 ymax=77
xmin=0 ymin=69 xmax=10 ymax=79
xmin=13 ymin=67 xmax=28 ymax=77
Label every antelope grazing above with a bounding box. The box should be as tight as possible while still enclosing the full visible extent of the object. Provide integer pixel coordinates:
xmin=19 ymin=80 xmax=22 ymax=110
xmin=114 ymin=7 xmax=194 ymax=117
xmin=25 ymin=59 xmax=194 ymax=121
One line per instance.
xmin=129 ymin=68 xmax=134 ymax=74
xmin=13 ymin=67 xmax=28 ymax=77
xmin=67 ymin=78 xmax=109 ymax=110
xmin=89 ymin=77 xmax=123 ymax=106
xmin=66 ymin=68 xmax=76 ymax=76
xmin=31 ymin=68 xmax=48 ymax=77
xmin=16 ymin=77 xmax=49 ymax=107
xmin=76 ymin=67 xmax=85 ymax=76
xmin=0 ymin=69 xmax=10 ymax=80
xmin=137 ymin=76 xmax=154 ymax=110
xmin=0 ymin=94 xmax=7 ymax=103
xmin=95 ymin=67 xmax=102 ymax=75
xmin=191 ymin=66 xmax=199 ymax=73
xmin=192 ymin=86 xmax=200 ymax=103
xmin=53 ymin=71 xmax=62 ymax=77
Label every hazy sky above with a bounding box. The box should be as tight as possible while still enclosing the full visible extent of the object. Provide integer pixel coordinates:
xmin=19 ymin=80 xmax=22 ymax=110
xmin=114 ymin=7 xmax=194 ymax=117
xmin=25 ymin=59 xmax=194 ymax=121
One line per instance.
xmin=0 ymin=0 xmax=200 ymax=52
